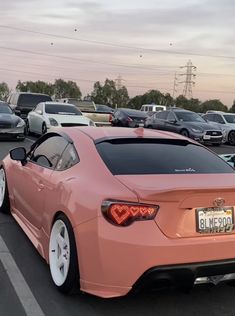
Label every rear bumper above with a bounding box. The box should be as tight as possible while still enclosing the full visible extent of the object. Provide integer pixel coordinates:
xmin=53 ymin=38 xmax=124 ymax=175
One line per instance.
xmin=75 ymin=217 xmax=235 ymax=298
xmin=133 ymin=259 xmax=235 ymax=292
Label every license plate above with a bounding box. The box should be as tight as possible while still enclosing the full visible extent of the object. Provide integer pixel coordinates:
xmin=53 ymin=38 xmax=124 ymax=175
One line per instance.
xmin=203 ymin=135 xmax=211 ymax=140
xmin=138 ymin=123 xmax=144 ymax=127
xmin=196 ymin=207 xmax=234 ymax=233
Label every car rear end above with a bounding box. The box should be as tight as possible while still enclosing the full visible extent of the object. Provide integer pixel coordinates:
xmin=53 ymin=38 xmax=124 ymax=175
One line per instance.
xmin=79 ymin=136 xmax=235 ymax=297
xmin=15 ymin=93 xmax=52 ymax=119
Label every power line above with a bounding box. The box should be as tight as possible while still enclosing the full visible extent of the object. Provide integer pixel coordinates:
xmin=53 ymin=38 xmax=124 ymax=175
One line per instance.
xmin=1 ymin=24 xmax=235 ymax=60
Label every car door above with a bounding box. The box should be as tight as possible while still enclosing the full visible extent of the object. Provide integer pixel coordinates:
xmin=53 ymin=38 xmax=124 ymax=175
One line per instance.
xmin=154 ymin=111 xmax=169 ymax=130
xmin=11 ymin=134 xmax=69 ymax=230
xmin=164 ymin=111 xmax=180 ymax=133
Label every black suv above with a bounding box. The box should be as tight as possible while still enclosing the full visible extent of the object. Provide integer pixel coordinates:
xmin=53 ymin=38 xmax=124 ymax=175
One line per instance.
xmin=145 ymin=108 xmax=223 ymax=145
xmin=7 ymin=92 xmax=52 ymax=119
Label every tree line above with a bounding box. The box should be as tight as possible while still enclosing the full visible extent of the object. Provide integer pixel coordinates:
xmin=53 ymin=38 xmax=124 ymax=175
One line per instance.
xmin=0 ymin=78 xmax=235 ymax=113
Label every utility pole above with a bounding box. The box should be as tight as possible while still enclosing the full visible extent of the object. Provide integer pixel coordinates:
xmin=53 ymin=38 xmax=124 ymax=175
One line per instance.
xmin=179 ymin=60 xmax=197 ymax=98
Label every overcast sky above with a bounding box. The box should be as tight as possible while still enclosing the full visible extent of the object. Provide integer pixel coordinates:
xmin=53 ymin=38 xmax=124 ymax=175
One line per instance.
xmin=0 ymin=0 xmax=235 ymax=105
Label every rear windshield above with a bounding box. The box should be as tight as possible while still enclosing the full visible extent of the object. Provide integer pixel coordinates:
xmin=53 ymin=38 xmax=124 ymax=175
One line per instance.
xmin=45 ymin=104 xmax=82 ymax=115
xmin=96 ymin=139 xmax=234 ymax=175
xmin=18 ymin=94 xmax=52 ymax=107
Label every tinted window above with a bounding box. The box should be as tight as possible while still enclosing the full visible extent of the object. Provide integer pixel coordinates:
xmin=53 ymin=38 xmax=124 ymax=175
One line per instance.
xmin=0 ymin=104 xmax=13 ymax=114
xmin=155 ymin=111 xmax=169 ymax=119
xmin=174 ymin=111 xmax=205 ymax=122
xmin=96 ymin=139 xmax=234 ymax=175
xmin=45 ymin=104 xmax=82 ymax=115
xmin=167 ymin=112 xmax=176 ymax=121
xmin=223 ymin=115 xmax=235 ymax=123
xmin=56 ymin=144 xmax=79 ymax=170
xmin=18 ymin=94 xmax=52 ymax=108
xmin=30 ymin=136 xmax=68 ymax=168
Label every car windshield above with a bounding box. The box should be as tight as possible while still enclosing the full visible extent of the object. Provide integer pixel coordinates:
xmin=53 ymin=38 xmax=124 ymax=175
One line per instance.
xmin=96 ymin=139 xmax=234 ymax=175
xmin=45 ymin=104 xmax=82 ymax=115
xmin=0 ymin=104 xmax=13 ymax=114
xmin=223 ymin=115 xmax=235 ymax=123
xmin=175 ymin=111 xmax=205 ymax=122
xmin=18 ymin=94 xmax=52 ymax=107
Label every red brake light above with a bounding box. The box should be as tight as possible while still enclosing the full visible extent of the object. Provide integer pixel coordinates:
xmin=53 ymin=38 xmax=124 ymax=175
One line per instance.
xmin=109 ymin=114 xmax=113 ymax=122
xmin=102 ymin=200 xmax=158 ymax=226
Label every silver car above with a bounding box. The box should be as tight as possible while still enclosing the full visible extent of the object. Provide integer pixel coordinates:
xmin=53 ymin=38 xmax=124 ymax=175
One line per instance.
xmin=203 ymin=111 xmax=235 ymax=145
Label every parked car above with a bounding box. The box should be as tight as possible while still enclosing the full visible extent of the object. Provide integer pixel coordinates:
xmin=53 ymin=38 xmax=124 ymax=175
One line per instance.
xmin=59 ymin=99 xmax=111 ymax=126
xmin=219 ymin=154 xmax=235 ymax=167
xmin=26 ymin=102 xmax=95 ymax=135
xmin=2 ymin=127 xmax=235 ymax=298
xmin=0 ymin=101 xmax=25 ymax=141
xmin=145 ymin=109 xmax=224 ymax=145
xmin=140 ymin=104 xmax=167 ymax=112
xmin=203 ymin=111 xmax=235 ymax=145
xmin=95 ymin=104 xmax=114 ymax=113
xmin=7 ymin=92 xmax=52 ymax=119
xmin=111 ymin=108 xmax=148 ymax=127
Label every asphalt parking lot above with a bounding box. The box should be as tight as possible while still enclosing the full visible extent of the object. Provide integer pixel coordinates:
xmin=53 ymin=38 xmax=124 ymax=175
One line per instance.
xmin=1 ymin=137 xmax=235 ymax=316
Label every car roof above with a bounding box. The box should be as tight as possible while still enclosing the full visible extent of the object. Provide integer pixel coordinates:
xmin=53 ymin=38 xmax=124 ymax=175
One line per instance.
xmin=62 ymin=126 xmax=197 ymax=143
xmin=44 ymin=102 xmax=76 ymax=106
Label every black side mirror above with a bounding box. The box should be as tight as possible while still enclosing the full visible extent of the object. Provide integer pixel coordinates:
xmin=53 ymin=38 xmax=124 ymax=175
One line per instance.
xmin=10 ymin=147 xmax=27 ymax=165
xmin=169 ymin=119 xmax=177 ymax=124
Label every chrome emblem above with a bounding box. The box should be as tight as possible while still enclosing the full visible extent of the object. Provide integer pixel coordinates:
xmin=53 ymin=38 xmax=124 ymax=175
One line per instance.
xmin=213 ymin=198 xmax=225 ymax=207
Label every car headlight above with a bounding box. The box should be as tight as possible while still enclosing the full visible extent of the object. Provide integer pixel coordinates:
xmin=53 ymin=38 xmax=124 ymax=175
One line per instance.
xmin=191 ymin=128 xmax=203 ymax=133
xmin=49 ymin=118 xmax=59 ymax=126
xmin=16 ymin=120 xmax=25 ymax=128
xmin=89 ymin=120 xmax=96 ymax=126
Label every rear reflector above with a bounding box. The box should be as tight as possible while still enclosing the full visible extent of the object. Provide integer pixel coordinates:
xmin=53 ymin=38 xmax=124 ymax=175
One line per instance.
xmin=102 ymin=200 xmax=158 ymax=226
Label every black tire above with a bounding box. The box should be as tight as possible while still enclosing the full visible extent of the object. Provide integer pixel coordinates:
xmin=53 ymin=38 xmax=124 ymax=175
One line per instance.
xmin=42 ymin=122 xmax=47 ymax=135
xmin=228 ymin=131 xmax=235 ymax=146
xmin=25 ymin=120 xmax=31 ymax=136
xmin=49 ymin=214 xmax=80 ymax=294
xmin=180 ymin=129 xmax=189 ymax=138
xmin=0 ymin=167 xmax=10 ymax=214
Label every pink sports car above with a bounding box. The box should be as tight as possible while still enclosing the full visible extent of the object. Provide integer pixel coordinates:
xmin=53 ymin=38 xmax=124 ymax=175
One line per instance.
xmin=1 ymin=127 xmax=235 ymax=298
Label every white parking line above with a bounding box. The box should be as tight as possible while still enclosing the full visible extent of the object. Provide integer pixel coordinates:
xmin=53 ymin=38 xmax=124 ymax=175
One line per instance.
xmin=25 ymin=137 xmax=35 ymax=143
xmin=0 ymin=235 xmax=45 ymax=316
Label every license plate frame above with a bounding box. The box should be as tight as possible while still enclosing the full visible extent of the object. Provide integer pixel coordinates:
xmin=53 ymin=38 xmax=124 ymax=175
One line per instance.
xmin=196 ymin=207 xmax=234 ymax=234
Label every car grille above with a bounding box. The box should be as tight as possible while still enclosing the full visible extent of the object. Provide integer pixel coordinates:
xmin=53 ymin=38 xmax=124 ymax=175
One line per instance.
xmin=205 ymin=131 xmax=222 ymax=136
xmin=60 ymin=123 xmax=88 ymax=127
xmin=0 ymin=122 xmax=12 ymax=128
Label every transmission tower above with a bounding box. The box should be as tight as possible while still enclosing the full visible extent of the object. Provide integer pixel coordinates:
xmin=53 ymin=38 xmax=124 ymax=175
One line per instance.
xmin=172 ymin=72 xmax=179 ymax=98
xmin=179 ymin=60 xmax=197 ymax=98
xmin=115 ymin=75 xmax=125 ymax=90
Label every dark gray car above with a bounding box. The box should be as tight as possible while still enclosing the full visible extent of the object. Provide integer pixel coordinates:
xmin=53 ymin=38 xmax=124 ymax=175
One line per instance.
xmin=145 ymin=109 xmax=224 ymax=145
xmin=0 ymin=101 xmax=25 ymax=140
xmin=111 ymin=108 xmax=147 ymax=127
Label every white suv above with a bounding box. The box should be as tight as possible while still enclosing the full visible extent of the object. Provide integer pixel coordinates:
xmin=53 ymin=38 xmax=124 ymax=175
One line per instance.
xmin=203 ymin=111 xmax=235 ymax=145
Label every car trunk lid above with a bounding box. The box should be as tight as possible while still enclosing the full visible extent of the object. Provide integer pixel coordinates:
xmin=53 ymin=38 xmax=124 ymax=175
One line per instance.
xmin=115 ymin=174 xmax=235 ymax=238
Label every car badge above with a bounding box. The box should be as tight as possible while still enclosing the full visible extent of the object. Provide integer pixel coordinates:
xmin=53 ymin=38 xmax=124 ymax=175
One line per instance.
xmin=213 ymin=198 xmax=225 ymax=207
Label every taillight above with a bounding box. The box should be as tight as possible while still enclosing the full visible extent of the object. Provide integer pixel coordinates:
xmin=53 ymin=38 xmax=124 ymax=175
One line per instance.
xmin=127 ymin=116 xmax=133 ymax=122
xmin=109 ymin=114 xmax=113 ymax=122
xmin=102 ymin=200 xmax=159 ymax=226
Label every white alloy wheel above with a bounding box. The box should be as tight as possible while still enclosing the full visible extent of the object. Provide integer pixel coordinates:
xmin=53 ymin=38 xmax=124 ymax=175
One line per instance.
xmin=49 ymin=219 xmax=70 ymax=286
xmin=0 ymin=168 xmax=6 ymax=208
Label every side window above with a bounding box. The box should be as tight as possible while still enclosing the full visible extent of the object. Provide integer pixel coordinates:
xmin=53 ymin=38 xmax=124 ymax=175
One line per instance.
xmin=30 ymin=136 xmax=68 ymax=169
xmin=56 ymin=144 xmax=79 ymax=170
xmin=156 ymin=111 xmax=169 ymax=120
xmin=204 ymin=114 xmax=213 ymax=121
xmin=167 ymin=112 xmax=176 ymax=121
